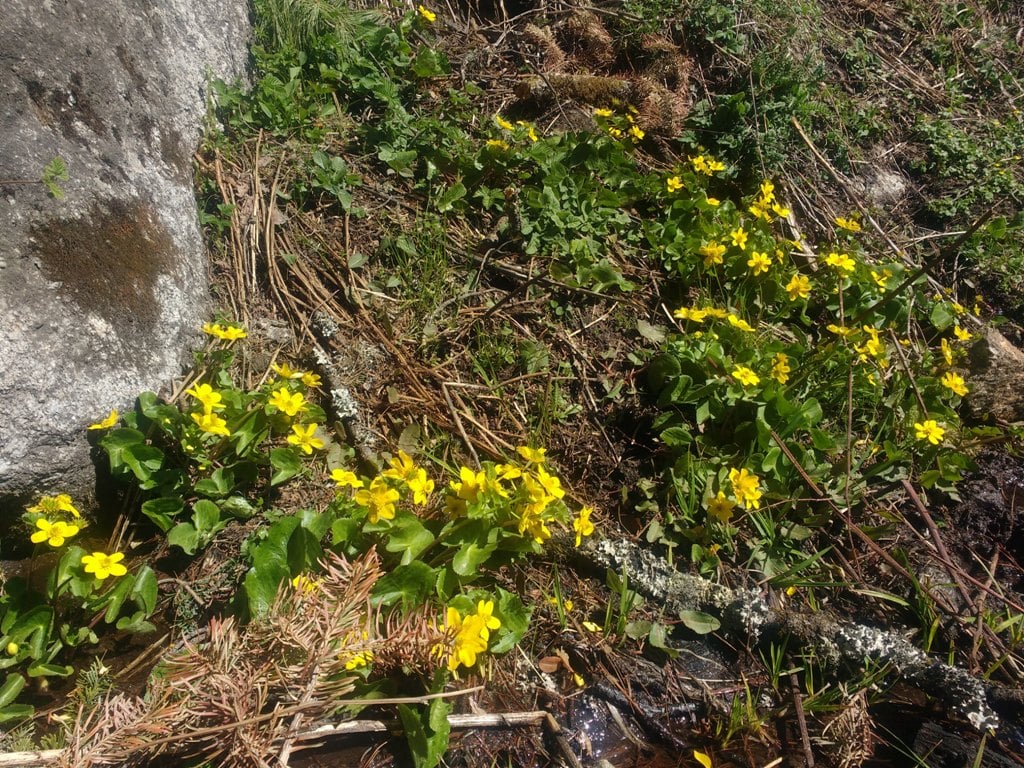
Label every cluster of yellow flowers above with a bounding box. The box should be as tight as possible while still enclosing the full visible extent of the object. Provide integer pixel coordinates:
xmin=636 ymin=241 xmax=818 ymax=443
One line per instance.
xmin=690 ymin=154 xmax=726 ymax=176
xmin=494 ymin=115 xmax=538 ymax=142
xmin=442 ymin=599 xmax=501 ymax=672
xmin=591 ymin=106 xmax=644 ymax=142
xmin=332 ymin=449 xmax=435 ymax=524
xmin=26 ymin=494 xmax=127 ymax=580
xmin=706 ymin=468 xmax=763 ymax=522
xmin=747 ymin=179 xmax=789 ymax=221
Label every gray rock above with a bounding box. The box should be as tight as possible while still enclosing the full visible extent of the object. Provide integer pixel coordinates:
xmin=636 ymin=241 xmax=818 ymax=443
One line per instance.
xmin=0 ymin=0 xmax=251 ymax=512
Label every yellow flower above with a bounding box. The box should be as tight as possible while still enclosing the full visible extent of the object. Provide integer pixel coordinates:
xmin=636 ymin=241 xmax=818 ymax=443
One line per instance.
xmin=940 ymin=338 xmax=954 ymax=366
xmin=202 ymin=323 xmax=246 ymax=340
xmin=81 ymin=551 xmax=128 ymax=580
xmin=771 ymin=353 xmax=791 ymax=384
xmin=355 ymin=477 xmax=401 ymax=523
xmin=674 ymin=307 xmax=708 ymax=323
xmin=27 ymin=494 xmax=80 ymax=519
xmin=444 ymin=604 xmax=497 ymax=672
xmin=272 ymin=362 xmax=304 ymax=380
xmin=344 ymin=650 xmax=374 ymax=670
xmin=582 ymin=621 xmax=602 ymax=632
xmin=855 ymin=327 xmax=885 ymax=362
xmin=771 ymin=201 xmax=790 ymax=218
xmin=382 ymin=449 xmax=419 ymax=482
xmin=730 ymin=227 xmax=748 ymax=250
xmin=728 ymin=467 xmax=762 ymax=510
xmin=951 ymin=301 xmax=966 ymax=316
xmin=706 ymin=491 xmax=735 ymax=522
xmin=407 ymin=468 xmax=435 ymax=505
xmin=871 ymin=269 xmax=892 ymax=290
xmin=785 ymin=273 xmax=811 ymax=301
xmin=186 ymin=382 xmax=225 ymax=413
xmin=517 ymin=120 xmax=538 ymax=142
xmin=291 ymin=574 xmax=322 ymax=594
xmin=87 ymin=409 xmax=119 ymax=430
xmin=191 ymin=411 xmax=230 ymax=437
xmin=827 ymin=323 xmax=853 ymax=337
xmin=287 ymin=423 xmax=325 ymax=455
xmin=593 ymin=107 xmax=614 ymax=118
xmin=475 ymin=600 xmax=502 ymax=632
xmin=760 ymin=180 xmax=775 ymax=199
xmin=914 ymin=420 xmax=945 ymax=445
xmin=747 ymin=251 xmax=772 ymax=276
xmin=835 ymin=216 xmax=861 ymax=232
xmin=941 ymin=371 xmax=968 ymax=397
xmin=301 ymin=371 xmax=322 ymax=388
xmin=727 ymin=314 xmax=755 ymax=333
xmin=495 ymin=115 xmax=514 ymax=131
xmin=517 ymin=446 xmax=547 ymax=464
xmin=732 ymin=365 xmax=760 ymax=388
xmin=485 ymin=139 xmax=509 ymax=151
xmin=707 ymin=157 xmax=725 ymax=172
xmin=666 ymin=175 xmax=683 ymax=193
xmin=824 ymin=252 xmax=856 ymax=274
xmin=629 ymin=124 xmax=645 ymax=142
xmin=705 ymin=196 xmax=721 ymax=206
xmin=573 ymin=506 xmax=595 ymax=547
xmin=31 ymin=519 xmax=79 ymax=547
xmin=535 ymin=465 xmax=565 ymax=500
xmin=449 ymin=466 xmax=486 ymax=509
xmin=417 ymin=4 xmax=436 ymax=22
xmin=699 ymin=241 xmax=727 ymax=266
xmin=691 ymin=155 xmax=710 ymax=174
xmin=269 ymin=387 xmax=307 ymax=417
xmin=549 ymin=596 xmax=574 ymax=613
xmin=953 ymin=324 xmax=972 ymax=341
xmin=331 ymin=468 xmax=364 ymax=489
xmin=607 ymin=126 xmax=623 ymax=139
xmin=749 ymin=202 xmax=771 ymax=221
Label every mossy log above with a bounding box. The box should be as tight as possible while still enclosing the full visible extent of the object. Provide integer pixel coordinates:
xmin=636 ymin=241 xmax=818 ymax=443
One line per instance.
xmin=575 ymin=537 xmax=1004 ymax=732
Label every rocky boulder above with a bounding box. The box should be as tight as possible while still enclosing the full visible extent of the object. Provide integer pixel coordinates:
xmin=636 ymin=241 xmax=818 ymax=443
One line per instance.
xmin=0 ymin=0 xmax=251 ymax=514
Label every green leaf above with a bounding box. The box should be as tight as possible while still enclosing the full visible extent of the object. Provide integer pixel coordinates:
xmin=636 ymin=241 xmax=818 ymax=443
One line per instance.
xmin=678 ymin=610 xmax=720 ymax=635
xmin=930 ymin=301 xmax=954 ymax=331
xmin=411 ymin=47 xmax=447 ymax=78
xmin=220 ymin=495 xmax=256 ymax=519
xmin=194 ymin=467 xmax=234 ymax=498
xmin=385 ymin=513 xmax=435 ymax=565
xmin=0 ymin=674 xmax=25 ymax=709
xmin=192 ymin=500 xmax=221 ymax=532
xmin=122 ymin=444 xmax=165 ymax=487
xmin=287 ymin=525 xmax=323 ymax=575
xmin=100 ymin=428 xmax=146 ymax=474
xmin=0 ymin=703 xmax=33 ymax=725
xmin=661 ymin=425 xmax=693 ymax=448
xmin=141 ymin=497 xmax=184 ymax=532
xmin=26 ymin=661 xmax=73 ymax=678
xmin=452 ymin=540 xmax=496 ymax=577
xmin=489 ymin=588 xmax=531 ymax=654
xmin=231 ymin=409 xmax=270 ymax=457
xmin=115 ymin=612 xmax=157 ymax=633
xmin=167 ymin=523 xmax=201 ymax=555
xmin=100 ymin=575 xmax=135 ymax=624
xmin=371 ymin=562 xmax=435 ymax=608
xmin=131 ymin=566 xmax=159 ymax=615
xmin=434 ymin=181 xmax=466 ymax=213
xmin=270 ymin=447 xmax=303 ymax=486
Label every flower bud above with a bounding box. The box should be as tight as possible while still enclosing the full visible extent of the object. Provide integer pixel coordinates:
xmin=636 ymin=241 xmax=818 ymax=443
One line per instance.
xmin=6 ymin=642 xmax=18 ymax=656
